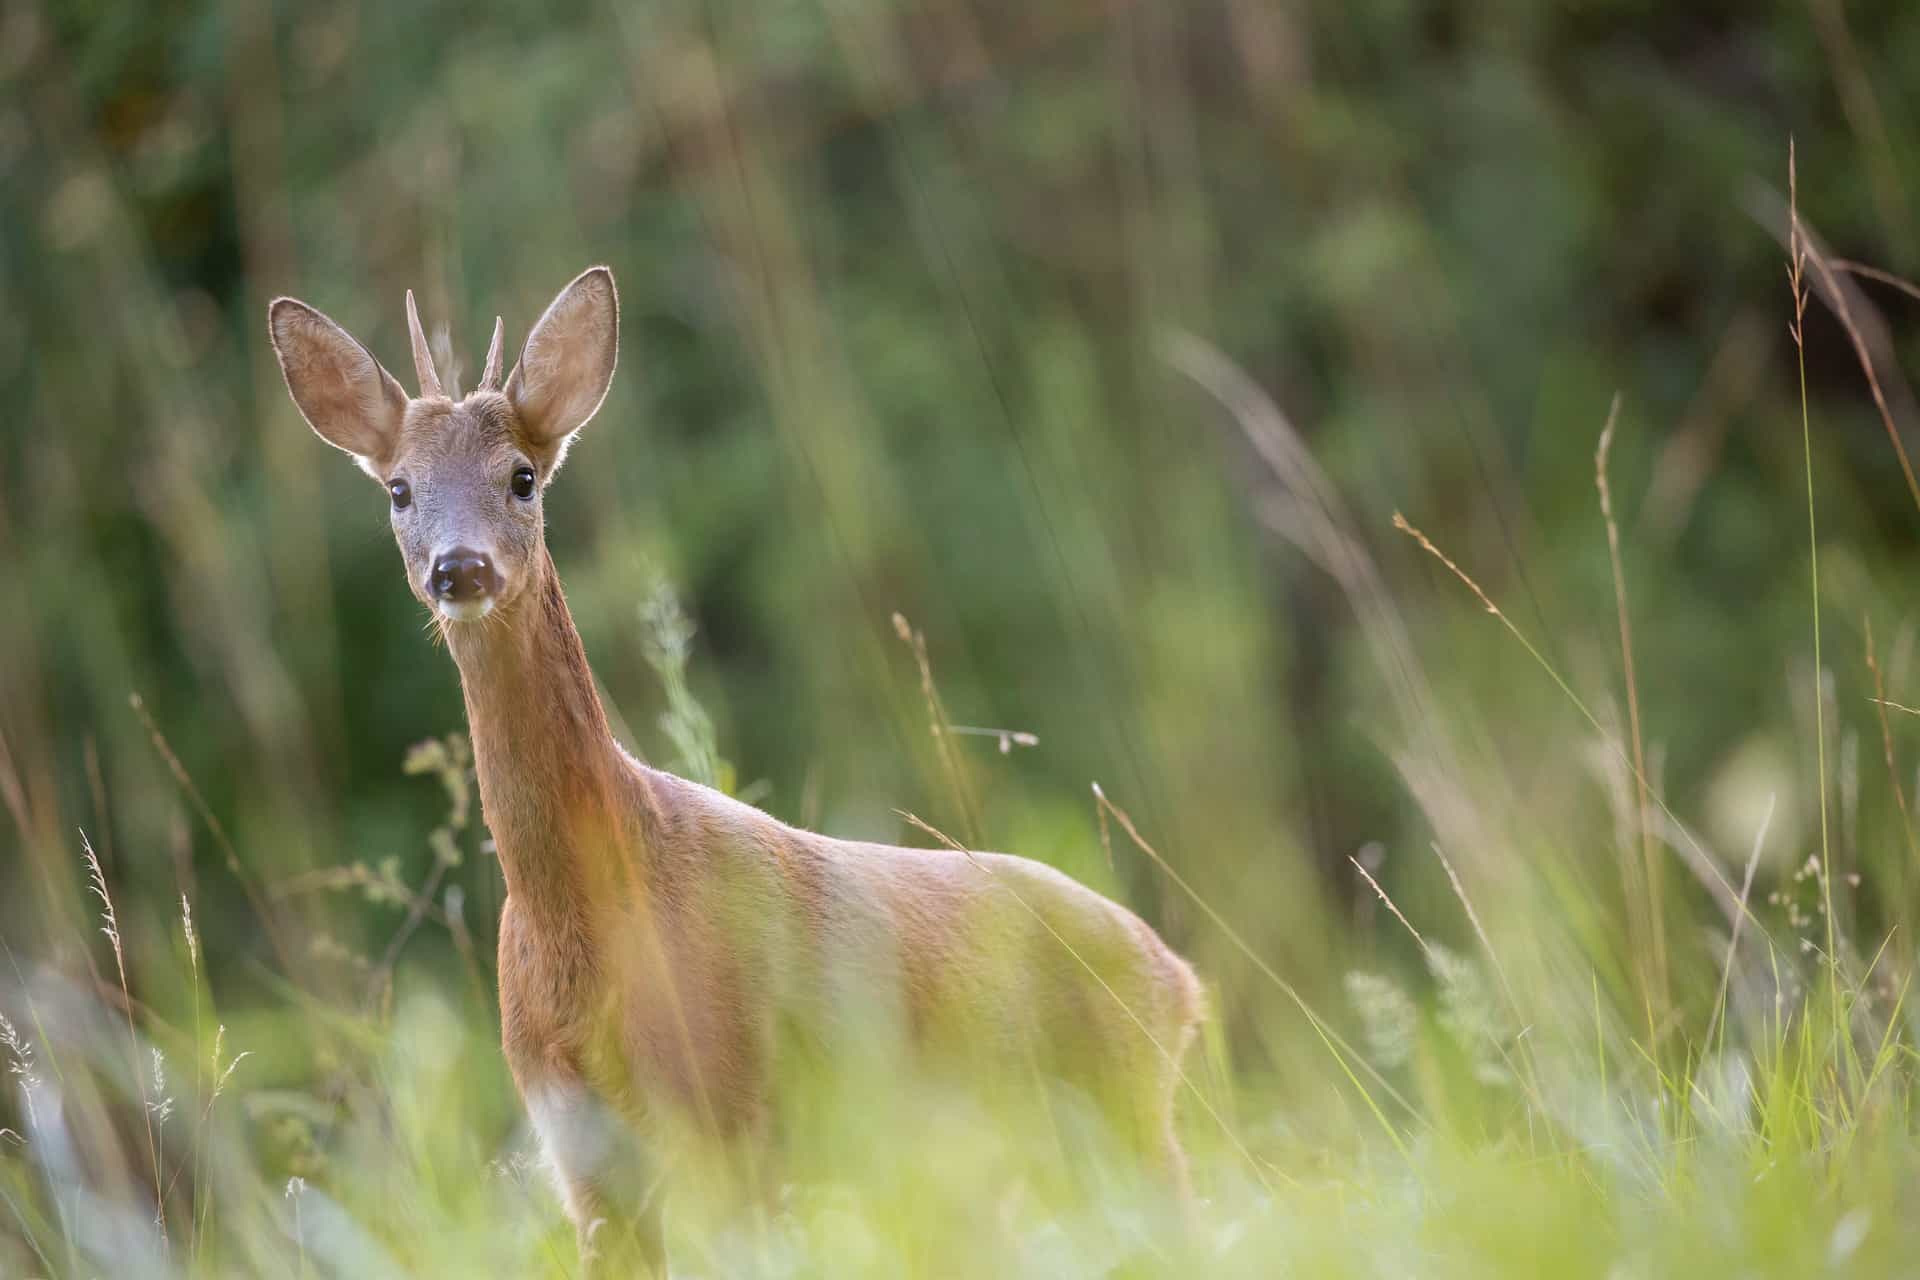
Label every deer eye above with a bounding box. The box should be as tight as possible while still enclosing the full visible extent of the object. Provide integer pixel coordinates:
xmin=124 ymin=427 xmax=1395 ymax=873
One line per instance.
xmin=510 ymin=465 xmax=537 ymax=500
xmin=389 ymin=478 xmax=412 ymax=510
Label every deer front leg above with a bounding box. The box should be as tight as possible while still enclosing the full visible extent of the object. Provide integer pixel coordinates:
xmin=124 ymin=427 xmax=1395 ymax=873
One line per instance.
xmin=568 ymin=1181 xmax=665 ymax=1278
xmin=524 ymin=1077 xmax=667 ymax=1276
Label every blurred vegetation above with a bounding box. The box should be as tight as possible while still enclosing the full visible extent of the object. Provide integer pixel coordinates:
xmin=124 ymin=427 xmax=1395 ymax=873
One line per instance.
xmin=11 ymin=0 xmax=1920 ymax=1274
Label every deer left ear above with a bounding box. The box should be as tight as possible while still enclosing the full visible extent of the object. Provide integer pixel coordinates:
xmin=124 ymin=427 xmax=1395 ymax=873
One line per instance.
xmin=505 ymin=267 xmax=619 ymax=468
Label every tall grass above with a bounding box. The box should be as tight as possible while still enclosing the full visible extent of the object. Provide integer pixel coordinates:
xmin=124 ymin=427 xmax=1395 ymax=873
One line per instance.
xmin=15 ymin=312 xmax=1920 ymax=1270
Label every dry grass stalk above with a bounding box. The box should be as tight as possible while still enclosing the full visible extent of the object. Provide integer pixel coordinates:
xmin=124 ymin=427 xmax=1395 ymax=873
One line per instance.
xmin=1830 ymin=259 xmax=1920 ymax=305
xmin=1430 ymin=842 xmax=1518 ymax=1019
xmin=84 ymin=830 xmax=167 ymax=1244
xmin=891 ymin=612 xmax=985 ymax=846
xmin=1782 ymin=180 xmax=1920 ymax=514
xmin=1349 ymin=856 xmax=1429 ymax=957
xmin=1595 ymin=392 xmax=1669 ymax=1023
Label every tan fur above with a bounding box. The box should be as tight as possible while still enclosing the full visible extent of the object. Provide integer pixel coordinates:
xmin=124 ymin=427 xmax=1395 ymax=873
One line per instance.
xmin=270 ymin=267 xmax=1204 ymax=1273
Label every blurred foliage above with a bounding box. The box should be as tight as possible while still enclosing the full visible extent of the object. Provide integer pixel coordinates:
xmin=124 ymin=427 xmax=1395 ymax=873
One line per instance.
xmin=9 ymin=0 xmax=1920 ymax=1215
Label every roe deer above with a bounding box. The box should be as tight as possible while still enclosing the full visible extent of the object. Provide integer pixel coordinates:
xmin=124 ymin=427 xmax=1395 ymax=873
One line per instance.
xmin=267 ymin=267 xmax=1204 ymax=1272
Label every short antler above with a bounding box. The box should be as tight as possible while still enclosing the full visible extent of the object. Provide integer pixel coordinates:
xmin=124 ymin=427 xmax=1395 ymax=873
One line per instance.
xmin=479 ymin=316 xmax=506 ymax=392
xmin=405 ymin=289 xmax=444 ymax=398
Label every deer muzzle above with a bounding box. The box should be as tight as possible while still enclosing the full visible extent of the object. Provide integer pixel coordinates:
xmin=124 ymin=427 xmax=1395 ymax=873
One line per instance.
xmin=430 ymin=548 xmax=497 ymax=619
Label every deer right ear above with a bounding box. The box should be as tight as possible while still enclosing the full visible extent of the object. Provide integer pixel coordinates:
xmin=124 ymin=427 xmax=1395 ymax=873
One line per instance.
xmin=505 ymin=266 xmax=619 ymax=467
xmin=268 ymin=298 xmax=408 ymax=475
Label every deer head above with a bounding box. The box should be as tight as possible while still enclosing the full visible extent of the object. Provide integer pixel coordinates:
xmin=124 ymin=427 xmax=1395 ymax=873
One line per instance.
xmin=268 ymin=267 xmax=619 ymax=622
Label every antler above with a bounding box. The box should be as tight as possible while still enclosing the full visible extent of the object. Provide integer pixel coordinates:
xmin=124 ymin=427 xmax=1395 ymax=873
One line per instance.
xmin=478 ymin=316 xmax=506 ymax=392
xmin=404 ymin=289 xmax=444 ymax=398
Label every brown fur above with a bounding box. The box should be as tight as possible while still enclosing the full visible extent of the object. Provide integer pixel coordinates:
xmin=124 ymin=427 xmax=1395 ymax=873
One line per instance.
xmin=269 ymin=267 xmax=1204 ymax=1273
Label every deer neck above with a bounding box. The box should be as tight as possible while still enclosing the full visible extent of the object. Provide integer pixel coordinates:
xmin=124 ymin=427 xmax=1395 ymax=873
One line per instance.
xmin=441 ymin=546 xmax=641 ymax=910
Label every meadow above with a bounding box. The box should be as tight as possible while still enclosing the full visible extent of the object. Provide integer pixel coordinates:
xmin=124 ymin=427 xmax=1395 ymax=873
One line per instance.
xmin=9 ymin=1 xmax=1920 ymax=1275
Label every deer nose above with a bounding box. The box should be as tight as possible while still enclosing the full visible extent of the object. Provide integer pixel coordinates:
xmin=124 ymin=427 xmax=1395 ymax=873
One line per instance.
xmin=430 ymin=549 xmax=495 ymax=603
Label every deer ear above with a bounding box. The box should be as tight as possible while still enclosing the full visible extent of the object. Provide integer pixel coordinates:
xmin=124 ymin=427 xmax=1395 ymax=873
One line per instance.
xmin=268 ymin=298 xmax=407 ymax=475
xmin=505 ymin=267 xmax=618 ymax=461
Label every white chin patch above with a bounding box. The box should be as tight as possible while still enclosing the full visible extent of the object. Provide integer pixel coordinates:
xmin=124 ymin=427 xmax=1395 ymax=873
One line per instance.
xmin=436 ymin=598 xmax=495 ymax=623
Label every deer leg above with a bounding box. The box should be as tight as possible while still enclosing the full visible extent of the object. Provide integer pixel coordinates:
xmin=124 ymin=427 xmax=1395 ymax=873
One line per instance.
xmin=571 ymin=1183 xmax=665 ymax=1279
xmin=525 ymin=1078 xmax=667 ymax=1275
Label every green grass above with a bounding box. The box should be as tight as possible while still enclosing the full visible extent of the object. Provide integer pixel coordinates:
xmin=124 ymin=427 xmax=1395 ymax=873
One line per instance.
xmin=8 ymin=803 xmax=1920 ymax=1278
xmin=10 ymin=487 xmax=1920 ymax=1276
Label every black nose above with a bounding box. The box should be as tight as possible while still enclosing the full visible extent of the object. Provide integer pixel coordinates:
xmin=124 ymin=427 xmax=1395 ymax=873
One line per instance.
xmin=430 ymin=549 xmax=495 ymax=602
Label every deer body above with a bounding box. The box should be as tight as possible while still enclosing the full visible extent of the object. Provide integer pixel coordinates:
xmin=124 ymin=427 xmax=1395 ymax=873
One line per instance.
xmin=269 ymin=268 xmax=1203 ymax=1272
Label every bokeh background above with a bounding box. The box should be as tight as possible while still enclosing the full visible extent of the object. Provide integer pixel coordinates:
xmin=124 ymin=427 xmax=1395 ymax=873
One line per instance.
xmin=10 ymin=0 xmax=1920 ymax=1273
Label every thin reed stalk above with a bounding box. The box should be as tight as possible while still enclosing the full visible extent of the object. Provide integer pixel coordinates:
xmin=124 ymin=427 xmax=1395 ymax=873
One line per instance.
xmin=1596 ymin=392 xmax=1669 ymax=1029
xmin=1787 ymin=140 xmax=1843 ymax=1057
